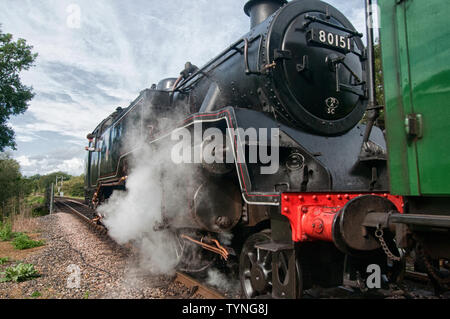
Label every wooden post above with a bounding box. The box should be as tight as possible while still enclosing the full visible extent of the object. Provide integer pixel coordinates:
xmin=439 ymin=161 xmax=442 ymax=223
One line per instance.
xmin=49 ymin=183 xmax=54 ymax=214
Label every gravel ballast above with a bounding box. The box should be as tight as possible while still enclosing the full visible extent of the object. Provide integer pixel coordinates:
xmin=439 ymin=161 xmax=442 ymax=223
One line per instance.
xmin=0 ymin=211 xmax=191 ymax=299
xmin=1 ymin=210 xmax=447 ymax=299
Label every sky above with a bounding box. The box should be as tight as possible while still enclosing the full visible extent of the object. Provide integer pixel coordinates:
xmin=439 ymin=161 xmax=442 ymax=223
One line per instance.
xmin=0 ymin=0 xmax=367 ymax=176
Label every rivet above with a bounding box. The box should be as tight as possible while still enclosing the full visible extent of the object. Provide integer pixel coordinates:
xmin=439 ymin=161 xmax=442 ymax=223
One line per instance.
xmin=326 ymin=195 xmax=331 ymax=200
xmin=313 ymin=195 xmax=318 ymax=200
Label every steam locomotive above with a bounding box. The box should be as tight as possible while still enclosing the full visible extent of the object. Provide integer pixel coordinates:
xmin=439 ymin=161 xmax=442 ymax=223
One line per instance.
xmin=84 ymin=0 xmax=450 ymax=298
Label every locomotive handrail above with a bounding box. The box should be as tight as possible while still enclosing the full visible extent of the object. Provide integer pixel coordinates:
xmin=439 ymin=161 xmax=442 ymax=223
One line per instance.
xmin=173 ymin=38 xmax=246 ymax=92
xmin=244 ymin=37 xmax=262 ymax=75
xmin=244 ymin=38 xmax=254 ymax=75
xmin=175 ymin=36 xmax=264 ymax=92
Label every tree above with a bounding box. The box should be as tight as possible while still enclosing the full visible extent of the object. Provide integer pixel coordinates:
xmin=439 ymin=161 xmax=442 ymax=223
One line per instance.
xmin=0 ymin=153 xmax=22 ymax=218
xmin=37 ymin=172 xmax=72 ymax=193
xmin=0 ymin=25 xmax=38 ymax=151
xmin=360 ymin=42 xmax=385 ymax=129
xmin=64 ymin=175 xmax=85 ymax=197
xmin=373 ymin=41 xmax=386 ymax=129
xmin=374 ymin=42 xmax=384 ymax=105
xmin=26 ymin=174 xmax=41 ymax=194
xmin=374 ymin=42 xmax=385 ymax=129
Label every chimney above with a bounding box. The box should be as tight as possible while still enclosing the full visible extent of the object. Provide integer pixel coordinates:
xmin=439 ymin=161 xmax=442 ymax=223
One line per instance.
xmin=244 ymin=0 xmax=287 ymax=29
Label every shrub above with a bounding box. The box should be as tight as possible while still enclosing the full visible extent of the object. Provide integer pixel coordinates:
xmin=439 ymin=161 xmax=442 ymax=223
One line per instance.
xmin=32 ymin=205 xmax=47 ymax=217
xmin=0 ymin=222 xmax=13 ymax=241
xmin=12 ymin=232 xmax=25 ymax=238
xmin=12 ymin=233 xmax=45 ymax=250
xmin=65 ymin=175 xmax=85 ymax=198
xmin=0 ymin=263 xmax=40 ymax=282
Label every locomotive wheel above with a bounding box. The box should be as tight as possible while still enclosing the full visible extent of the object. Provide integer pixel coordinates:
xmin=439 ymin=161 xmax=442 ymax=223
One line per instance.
xmin=239 ymin=231 xmax=303 ymax=299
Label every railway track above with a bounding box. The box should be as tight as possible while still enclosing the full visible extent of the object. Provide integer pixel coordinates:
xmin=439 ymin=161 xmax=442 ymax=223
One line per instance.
xmin=54 ymin=197 xmax=108 ymax=236
xmin=175 ymin=272 xmax=225 ymax=299
xmin=53 ymin=196 xmax=227 ymax=299
xmin=53 ymin=196 xmax=443 ymax=299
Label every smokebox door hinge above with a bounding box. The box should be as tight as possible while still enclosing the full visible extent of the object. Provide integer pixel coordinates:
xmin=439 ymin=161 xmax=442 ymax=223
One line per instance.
xmin=274 ymin=49 xmax=292 ymax=61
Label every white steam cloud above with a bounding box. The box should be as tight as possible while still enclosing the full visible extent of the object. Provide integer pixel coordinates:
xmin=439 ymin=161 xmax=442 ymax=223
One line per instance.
xmin=206 ymin=268 xmax=239 ymax=293
xmin=97 ymin=135 xmax=181 ymax=275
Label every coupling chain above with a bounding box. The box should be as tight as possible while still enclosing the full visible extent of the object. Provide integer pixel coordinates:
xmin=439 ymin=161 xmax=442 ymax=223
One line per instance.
xmin=375 ymin=227 xmax=401 ymax=262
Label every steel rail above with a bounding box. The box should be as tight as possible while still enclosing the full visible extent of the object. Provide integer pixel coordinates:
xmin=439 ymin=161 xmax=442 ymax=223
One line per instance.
xmin=175 ymin=271 xmax=225 ymax=299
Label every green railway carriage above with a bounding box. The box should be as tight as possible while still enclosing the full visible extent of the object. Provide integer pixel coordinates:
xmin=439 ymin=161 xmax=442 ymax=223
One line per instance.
xmin=379 ymin=0 xmax=450 ymax=196
xmin=379 ymin=0 xmax=450 ymax=260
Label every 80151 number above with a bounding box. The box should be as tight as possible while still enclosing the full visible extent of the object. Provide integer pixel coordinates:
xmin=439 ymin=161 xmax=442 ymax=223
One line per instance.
xmin=309 ymin=28 xmax=352 ymax=52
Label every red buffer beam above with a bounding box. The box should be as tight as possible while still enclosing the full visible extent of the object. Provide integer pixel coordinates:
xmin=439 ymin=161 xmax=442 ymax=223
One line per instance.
xmin=281 ymin=193 xmax=404 ymax=243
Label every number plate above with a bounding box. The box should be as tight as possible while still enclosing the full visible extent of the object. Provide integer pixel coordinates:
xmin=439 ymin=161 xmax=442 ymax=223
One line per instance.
xmin=308 ymin=28 xmax=353 ymax=53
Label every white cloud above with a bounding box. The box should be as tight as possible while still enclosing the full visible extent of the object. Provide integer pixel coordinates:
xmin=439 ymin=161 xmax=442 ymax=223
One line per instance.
xmin=55 ymin=157 xmax=85 ymax=175
xmin=16 ymin=155 xmax=35 ymax=168
xmin=15 ymin=135 xmax=36 ymax=143
xmin=16 ymin=154 xmax=84 ymax=176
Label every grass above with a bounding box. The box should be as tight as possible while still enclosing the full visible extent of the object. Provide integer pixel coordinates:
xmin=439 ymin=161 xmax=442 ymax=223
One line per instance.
xmin=1 ymin=195 xmax=46 ymax=237
xmin=25 ymin=195 xmax=45 ymax=206
xmin=0 ymin=257 xmax=9 ymax=265
xmin=1 ymin=220 xmax=44 ymax=250
xmin=67 ymin=195 xmax=84 ymax=200
xmin=25 ymin=195 xmax=48 ymax=217
xmin=12 ymin=233 xmax=45 ymax=250
xmin=11 ymin=214 xmax=41 ymax=234
xmin=0 ymin=263 xmax=40 ymax=283
xmin=31 ymin=290 xmax=42 ymax=298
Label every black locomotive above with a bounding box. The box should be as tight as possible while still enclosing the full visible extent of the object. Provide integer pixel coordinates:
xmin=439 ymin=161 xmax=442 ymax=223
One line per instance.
xmin=84 ymin=0 xmax=446 ymax=298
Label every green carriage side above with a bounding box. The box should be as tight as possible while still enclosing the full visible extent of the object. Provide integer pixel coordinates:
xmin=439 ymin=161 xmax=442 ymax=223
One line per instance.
xmin=379 ymin=0 xmax=450 ymax=196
